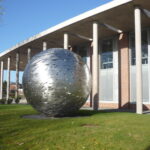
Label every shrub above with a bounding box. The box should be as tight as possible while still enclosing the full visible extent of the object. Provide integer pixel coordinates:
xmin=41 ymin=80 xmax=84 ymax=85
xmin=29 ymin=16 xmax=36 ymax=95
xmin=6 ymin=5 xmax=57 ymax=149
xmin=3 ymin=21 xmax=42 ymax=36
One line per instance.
xmin=0 ymin=99 xmax=6 ymax=104
xmin=7 ymin=98 xmax=13 ymax=104
xmin=15 ymin=97 xmax=21 ymax=104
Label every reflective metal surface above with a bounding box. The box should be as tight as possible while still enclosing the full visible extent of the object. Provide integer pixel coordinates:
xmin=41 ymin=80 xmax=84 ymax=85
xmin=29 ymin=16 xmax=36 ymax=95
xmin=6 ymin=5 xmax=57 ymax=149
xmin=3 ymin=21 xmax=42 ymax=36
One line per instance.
xmin=23 ymin=48 xmax=91 ymax=117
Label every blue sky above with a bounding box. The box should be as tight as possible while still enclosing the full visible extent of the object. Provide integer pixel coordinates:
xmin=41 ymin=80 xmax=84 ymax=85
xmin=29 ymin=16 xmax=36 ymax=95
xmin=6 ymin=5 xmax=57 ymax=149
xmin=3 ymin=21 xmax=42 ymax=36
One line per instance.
xmin=0 ymin=0 xmax=112 ymax=83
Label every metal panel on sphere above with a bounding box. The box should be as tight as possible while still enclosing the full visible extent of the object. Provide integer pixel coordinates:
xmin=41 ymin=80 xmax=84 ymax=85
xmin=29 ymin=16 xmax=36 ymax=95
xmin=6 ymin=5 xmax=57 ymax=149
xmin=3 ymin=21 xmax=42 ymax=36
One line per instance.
xmin=23 ymin=48 xmax=91 ymax=117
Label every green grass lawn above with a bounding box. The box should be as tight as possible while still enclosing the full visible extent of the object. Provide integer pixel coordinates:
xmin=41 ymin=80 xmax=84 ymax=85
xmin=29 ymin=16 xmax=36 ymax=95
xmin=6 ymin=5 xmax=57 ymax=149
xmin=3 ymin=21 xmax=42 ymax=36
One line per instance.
xmin=0 ymin=105 xmax=150 ymax=150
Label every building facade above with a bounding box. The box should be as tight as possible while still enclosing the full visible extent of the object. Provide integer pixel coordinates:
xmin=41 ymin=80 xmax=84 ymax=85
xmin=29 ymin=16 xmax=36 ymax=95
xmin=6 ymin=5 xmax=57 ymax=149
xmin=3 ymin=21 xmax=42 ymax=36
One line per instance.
xmin=0 ymin=0 xmax=150 ymax=113
xmin=82 ymin=29 xmax=150 ymax=111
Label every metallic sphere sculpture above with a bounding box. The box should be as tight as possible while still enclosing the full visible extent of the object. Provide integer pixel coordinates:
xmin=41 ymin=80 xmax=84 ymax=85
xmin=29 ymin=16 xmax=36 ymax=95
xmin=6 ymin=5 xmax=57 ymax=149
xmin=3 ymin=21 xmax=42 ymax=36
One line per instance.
xmin=23 ymin=48 xmax=91 ymax=117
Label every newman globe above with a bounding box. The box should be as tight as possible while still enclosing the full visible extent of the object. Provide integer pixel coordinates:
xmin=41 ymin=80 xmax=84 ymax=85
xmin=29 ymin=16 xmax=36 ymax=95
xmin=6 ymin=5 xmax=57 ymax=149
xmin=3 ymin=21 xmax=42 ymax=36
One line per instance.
xmin=23 ymin=48 xmax=91 ymax=117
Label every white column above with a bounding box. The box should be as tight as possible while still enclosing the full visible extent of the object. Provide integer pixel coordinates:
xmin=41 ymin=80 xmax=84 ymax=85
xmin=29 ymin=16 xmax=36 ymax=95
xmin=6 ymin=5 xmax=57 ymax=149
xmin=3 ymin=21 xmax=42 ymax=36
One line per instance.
xmin=43 ymin=41 xmax=47 ymax=51
xmin=6 ymin=57 xmax=10 ymax=101
xmin=15 ymin=53 xmax=19 ymax=99
xmin=134 ymin=6 xmax=143 ymax=114
xmin=87 ymin=46 xmax=91 ymax=70
xmin=92 ymin=21 xmax=99 ymax=110
xmin=64 ymin=33 xmax=69 ymax=49
xmin=86 ymin=45 xmax=91 ymax=103
xmin=148 ymin=29 xmax=150 ymax=105
xmin=27 ymin=48 xmax=31 ymax=63
xmin=113 ymin=38 xmax=119 ymax=102
xmin=0 ymin=61 xmax=4 ymax=99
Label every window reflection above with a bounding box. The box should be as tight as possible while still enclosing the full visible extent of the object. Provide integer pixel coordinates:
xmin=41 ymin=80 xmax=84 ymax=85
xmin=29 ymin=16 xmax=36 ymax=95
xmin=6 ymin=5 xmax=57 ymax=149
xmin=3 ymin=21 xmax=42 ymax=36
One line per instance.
xmin=130 ymin=30 xmax=148 ymax=65
xmin=73 ymin=45 xmax=87 ymax=63
xmin=101 ymin=39 xmax=113 ymax=69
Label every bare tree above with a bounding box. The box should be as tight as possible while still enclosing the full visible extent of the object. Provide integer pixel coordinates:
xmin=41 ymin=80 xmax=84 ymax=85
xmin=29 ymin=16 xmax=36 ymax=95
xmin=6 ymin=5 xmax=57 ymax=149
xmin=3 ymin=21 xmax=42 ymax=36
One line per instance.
xmin=0 ymin=0 xmax=3 ymax=16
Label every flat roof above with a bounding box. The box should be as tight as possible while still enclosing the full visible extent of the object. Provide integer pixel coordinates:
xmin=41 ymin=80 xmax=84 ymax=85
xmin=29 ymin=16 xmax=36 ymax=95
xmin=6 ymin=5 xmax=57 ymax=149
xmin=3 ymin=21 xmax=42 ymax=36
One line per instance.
xmin=0 ymin=0 xmax=150 ymax=70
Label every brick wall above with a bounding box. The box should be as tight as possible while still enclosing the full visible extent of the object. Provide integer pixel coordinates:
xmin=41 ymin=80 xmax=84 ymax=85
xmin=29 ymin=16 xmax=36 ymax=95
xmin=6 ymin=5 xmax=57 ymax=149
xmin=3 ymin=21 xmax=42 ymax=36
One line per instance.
xmin=118 ymin=33 xmax=130 ymax=109
xmin=84 ymin=102 xmax=118 ymax=109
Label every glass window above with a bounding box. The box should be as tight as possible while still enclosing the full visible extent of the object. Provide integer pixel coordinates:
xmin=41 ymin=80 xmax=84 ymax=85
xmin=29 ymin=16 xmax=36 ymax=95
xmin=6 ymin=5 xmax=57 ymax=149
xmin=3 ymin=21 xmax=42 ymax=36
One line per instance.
xmin=75 ymin=46 xmax=87 ymax=63
xmin=130 ymin=30 xmax=148 ymax=65
xmin=101 ymin=39 xmax=113 ymax=69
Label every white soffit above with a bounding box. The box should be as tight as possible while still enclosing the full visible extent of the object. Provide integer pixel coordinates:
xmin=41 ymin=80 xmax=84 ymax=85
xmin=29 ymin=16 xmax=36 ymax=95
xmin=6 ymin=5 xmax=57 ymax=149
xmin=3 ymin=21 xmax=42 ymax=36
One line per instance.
xmin=0 ymin=0 xmax=132 ymax=57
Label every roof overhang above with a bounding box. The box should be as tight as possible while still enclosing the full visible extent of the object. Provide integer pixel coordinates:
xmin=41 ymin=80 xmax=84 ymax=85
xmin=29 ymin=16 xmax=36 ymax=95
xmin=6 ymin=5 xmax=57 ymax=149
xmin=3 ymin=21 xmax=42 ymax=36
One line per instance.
xmin=0 ymin=0 xmax=150 ymax=71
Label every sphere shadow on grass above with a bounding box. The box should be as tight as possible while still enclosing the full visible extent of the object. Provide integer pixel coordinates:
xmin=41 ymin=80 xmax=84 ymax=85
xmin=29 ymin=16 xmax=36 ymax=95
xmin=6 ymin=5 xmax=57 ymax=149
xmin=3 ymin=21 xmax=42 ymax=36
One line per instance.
xmin=21 ymin=109 xmax=135 ymax=120
xmin=22 ymin=110 xmax=96 ymax=119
